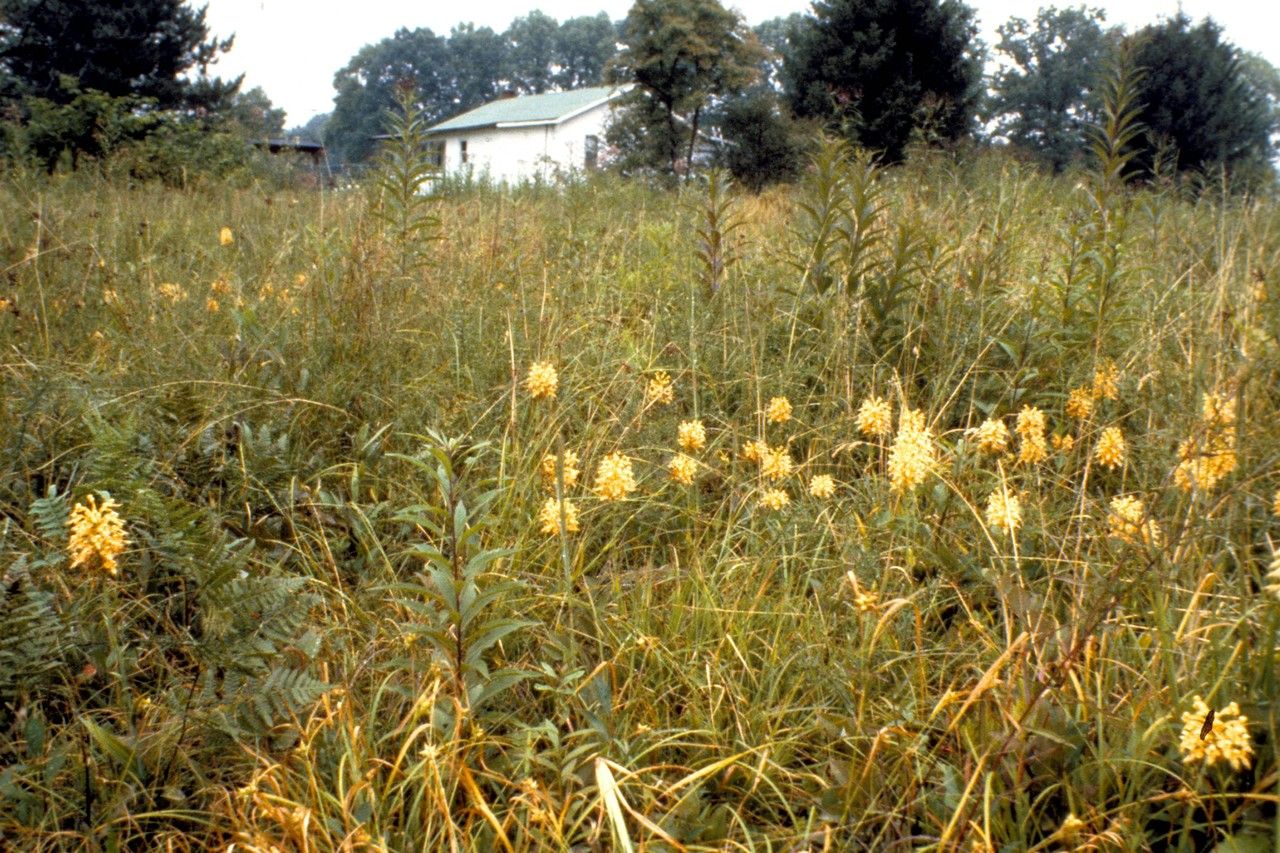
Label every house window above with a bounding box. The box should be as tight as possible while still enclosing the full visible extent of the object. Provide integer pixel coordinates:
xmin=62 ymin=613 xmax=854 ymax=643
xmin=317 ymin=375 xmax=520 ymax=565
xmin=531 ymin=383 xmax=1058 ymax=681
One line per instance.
xmin=584 ymin=135 xmax=599 ymax=169
xmin=426 ymin=141 xmax=444 ymax=169
xmin=460 ymin=140 xmax=468 ymax=164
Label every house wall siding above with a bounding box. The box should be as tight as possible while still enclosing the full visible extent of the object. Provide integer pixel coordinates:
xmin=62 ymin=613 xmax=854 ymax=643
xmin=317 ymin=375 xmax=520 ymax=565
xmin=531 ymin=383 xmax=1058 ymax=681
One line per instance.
xmin=437 ymin=103 xmax=612 ymax=184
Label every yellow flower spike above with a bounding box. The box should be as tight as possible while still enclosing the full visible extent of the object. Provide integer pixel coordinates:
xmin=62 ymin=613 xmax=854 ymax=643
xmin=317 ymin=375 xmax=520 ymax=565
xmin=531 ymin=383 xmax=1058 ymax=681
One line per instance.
xmin=887 ymin=408 xmax=934 ymax=493
xmin=1178 ymin=695 xmax=1253 ymax=771
xmin=765 ymin=396 xmax=792 ymax=424
xmin=759 ymin=488 xmax=789 ymax=511
xmin=971 ymin=418 xmax=1010 ymax=455
xmin=539 ymin=450 xmax=580 ymax=492
xmin=538 ymin=498 xmax=579 ymax=535
xmin=1015 ymin=405 xmax=1048 ymax=465
xmin=1091 ymin=360 xmax=1119 ymax=401
xmin=219 ymin=226 xmax=234 ymax=247
xmin=760 ymin=446 xmax=794 ymax=482
xmin=677 ymin=420 xmax=706 ymax=453
xmin=67 ymin=494 xmax=128 ymax=576
xmin=1065 ymin=386 xmax=1094 ymax=420
xmin=808 ymin=474 xmax=836 ymax=499
xmin=855 ymin=395 xmax=893 ymax=438
xmin=1107 ymin=495 xmax=1161 ymax=547
xmin=984 ymin=489 xmax=1022 ymax=537
xmin=593 ymin=452 xmax=636 ymax=501
xmin=667 ymin=454 xmax=697 ymax=486
xmin=741 ymin=439 xmax=768 ymax=464
xmin=525 ymin=361 xmax=558 ymax=400
xmin=645 ymin=371 xmax=674 ymax=406
xmin=1094 ymin=426 xmax=1127 ymax=470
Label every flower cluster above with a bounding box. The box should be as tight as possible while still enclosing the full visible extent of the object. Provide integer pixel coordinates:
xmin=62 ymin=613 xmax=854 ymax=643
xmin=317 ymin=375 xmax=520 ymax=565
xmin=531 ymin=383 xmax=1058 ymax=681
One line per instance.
xmin=67 ymin=494 xmax=128 ymax=576
xmin=1015 ymin=406 xmax=1048 ymax=465
xmin=525 ymin=361 xmax=558 ymax=400
xmin=759 ymin=488 xmax=789 ymax=511
xmin=1178 ymin=695 xmax=1252 ymax=771
xmin=1107 ymin=495 xmax=1161 ymax=547
xmin=808 ymin=474 xmax=836 ymax=499
xmin=766 ymin=396 xmax=792 ymax=424
xmin=1066 ymin=386 xmax=1094 ymax=420
xmin=667 ymin=454 xmax=697 ymax=485
xmin=538 ymin=498 xmax=580 ymax=535
xmin=219 ymin=226 xmax=235 ymax=247
xmin=741 ymin=439 xmax=768 ymax=464
xmin=594 ymin=452 xmax=637 ymax=501
xmin=1173 ymin=392 xmax=1237 ymax=493
xmin=1093 ymin=426 xmax=1127 ymax=471
xmin=888 ymin=408 xmax=934 ymax=493
xmin=646 ymin=371 xmax=675 ymax=406
xmin=971 ymin=418 xmax=1009 ymax=455
xmin=157 ymin=282 xmax=188 ymax=304
xmin=1092 ymin=360 xmax=1119 ymax=401
xmin=856 ymin=396 xmax=893 ymax=438
xmin=984 ymin=489 xmax=1022 ymax=537
xmin=1051 ymin=433 xmax=1075 ymax=453
xmin=540 ymin=450 xmax=580 ymax=492
xmin=760 ymin=446 xmax=793 ymax=482
xmin=677 ymin=420 xmax=706 ymax=453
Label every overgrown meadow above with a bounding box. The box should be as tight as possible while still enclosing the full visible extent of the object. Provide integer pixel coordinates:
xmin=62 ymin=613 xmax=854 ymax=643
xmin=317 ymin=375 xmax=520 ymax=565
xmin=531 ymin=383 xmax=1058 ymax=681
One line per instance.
xmin=2 ymin=128 xmax=1280 ymax=850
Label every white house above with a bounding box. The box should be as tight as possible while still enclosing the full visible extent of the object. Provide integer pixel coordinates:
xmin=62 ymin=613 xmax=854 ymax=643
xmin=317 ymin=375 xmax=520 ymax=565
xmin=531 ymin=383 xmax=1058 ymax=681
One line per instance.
xmin=425 ymin=86 xmax=625 ymax=184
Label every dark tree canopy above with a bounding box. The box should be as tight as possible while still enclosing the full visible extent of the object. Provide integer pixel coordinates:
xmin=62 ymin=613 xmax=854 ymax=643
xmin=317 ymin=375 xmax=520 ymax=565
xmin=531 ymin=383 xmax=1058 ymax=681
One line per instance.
xmin=1129 ymin=14 xmax=1275 ymax=180
xmin=0 ymin=0 xmax=238 ymax=110
xmin=986 ymin=6 xmax=1119 ymax=171
xmin=606 ymin=0 xmax=762 ymax=178
xmin=715 ymin=89 xmax=808 ymax=191
xmin=785 ymin=0 xmax=983 ymax=161
xmin=553 ymin=13 xmax=619 ymax=90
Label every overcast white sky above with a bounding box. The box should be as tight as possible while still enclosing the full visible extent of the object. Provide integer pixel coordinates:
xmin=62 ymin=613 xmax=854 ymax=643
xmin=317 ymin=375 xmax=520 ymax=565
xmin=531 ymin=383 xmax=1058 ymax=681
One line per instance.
xmin=201 ymin=0 xmax=1280 ymax=127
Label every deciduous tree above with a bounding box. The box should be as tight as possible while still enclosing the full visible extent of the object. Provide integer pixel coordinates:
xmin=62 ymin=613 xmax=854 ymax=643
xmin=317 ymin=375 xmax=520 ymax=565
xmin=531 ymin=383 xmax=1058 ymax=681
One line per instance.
xmin=606 ymin=0 xmax=762 ymax=178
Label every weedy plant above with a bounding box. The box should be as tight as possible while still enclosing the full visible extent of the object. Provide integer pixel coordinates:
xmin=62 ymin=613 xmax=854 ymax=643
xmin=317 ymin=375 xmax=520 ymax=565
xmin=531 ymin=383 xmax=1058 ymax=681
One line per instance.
xmin=0 ymin=75 xmax=1278 ymax=849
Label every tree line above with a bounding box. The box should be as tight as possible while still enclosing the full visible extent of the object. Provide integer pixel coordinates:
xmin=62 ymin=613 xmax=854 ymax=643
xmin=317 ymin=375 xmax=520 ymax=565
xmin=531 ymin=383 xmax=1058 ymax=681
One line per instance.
xmin=0 ymin=0 xmax=1276 ymax=188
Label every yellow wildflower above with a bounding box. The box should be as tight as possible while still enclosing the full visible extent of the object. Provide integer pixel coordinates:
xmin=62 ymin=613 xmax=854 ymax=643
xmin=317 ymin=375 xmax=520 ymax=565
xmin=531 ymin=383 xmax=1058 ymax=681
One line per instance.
xmin=210 ymin=278 xmax=232 ymax=295
xmin=760 ymin=446 xmax=793 ymax=482
xmin=294 ymin=273 xmax=308 ymax=288
xmin=206 ymin=297 xmax=220 ymax=313
xmin=1051 ymin=433 xmax=1075 ymax=453
xmin=741 ymin=439 xmax=768 ymax=464
xmin=853 ymin=590 xmax=878 ymax=613
xmin=1015 ymin=405 xmax=1048 ymax=465
xmin=539 ymin=450 xmax=580 ymax=492
xmin=1091 ymin=360 xmax=1119 ymax=401
xmin=102 ymin=288 xmax=119 ymax=305
xmin=971 ymin=418 xmax=1010 ymax=455
xmin=593 ymin=452 xmax=636 ymax=501
xmin=1066 ymin=386 xmax=1094 ymax=420
xmin=157 ymin=282 xmax=187 ymax=303
xmin=1094 ymin=426 xmax=1127 ymax=470
xmin=646 ymin=371 xmax=674 ymax=406
xmin=538 ymin=498 xmax=580 ymax=535
xmin=667 ymin=454 xmax=697 ymax=486
xmin=759 ymin=488 xmax=789 ymax=511
xmin=1107 ymin=495 xmax=1161 ymax=547
xmin=1201 ymin=392 xmax=1235 ymax=428
xmin=1273 ymin=488 xmax=1280 ymax=518
xmin=525 ymin=361 xmax=558 ymax=400
xmin=984 ymin=489 xmax=1022 ymax=537
xmin=809 ymin=474 xmax=836 ymax=499
xmin=219 ymin=226 xmax=234 ymax=247
xmin=766 ymin=395 xmax=793 ymax=424
xmin=1057 ymin=814 xmax=1087 ymax=841
xmin=1179 ymin=695 xmax=1252 ymax=771
xmin=67 ymin=494 xmax=128 ymax=576
xmin=855 ymin=396 xmax=893 ymax=438
xmin=888 ymin=409 xmax=934 ymax=493
xmin=677 ymin=419 xmax=706 ymax=453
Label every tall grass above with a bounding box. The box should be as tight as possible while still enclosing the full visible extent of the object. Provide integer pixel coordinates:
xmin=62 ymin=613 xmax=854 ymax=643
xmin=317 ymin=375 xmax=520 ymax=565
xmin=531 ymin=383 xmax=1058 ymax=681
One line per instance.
xmin=1 ymin=143 xmax=1278 ymax=850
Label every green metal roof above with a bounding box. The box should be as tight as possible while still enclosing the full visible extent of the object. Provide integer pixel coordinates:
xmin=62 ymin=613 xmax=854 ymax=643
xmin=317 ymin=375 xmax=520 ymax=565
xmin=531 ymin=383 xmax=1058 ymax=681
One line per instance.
xmin=426 ymin=86 xmax=621 ymax=134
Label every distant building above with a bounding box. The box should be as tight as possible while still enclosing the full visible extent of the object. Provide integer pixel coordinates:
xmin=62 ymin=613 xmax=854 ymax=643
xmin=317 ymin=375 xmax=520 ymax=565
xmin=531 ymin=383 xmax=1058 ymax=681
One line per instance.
xmin=425 ymin=86 xmax=625 ymax=184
